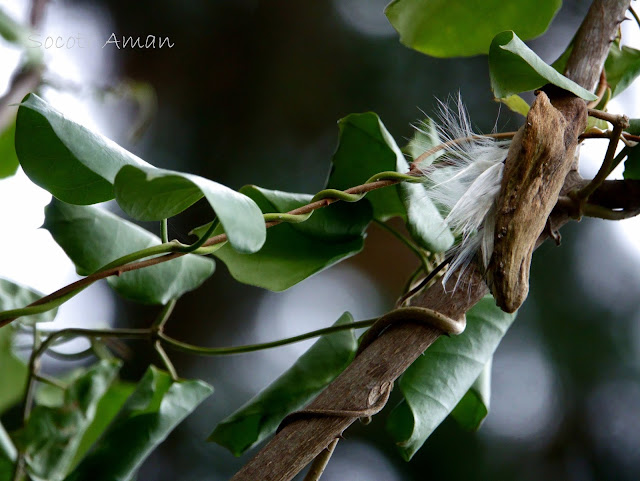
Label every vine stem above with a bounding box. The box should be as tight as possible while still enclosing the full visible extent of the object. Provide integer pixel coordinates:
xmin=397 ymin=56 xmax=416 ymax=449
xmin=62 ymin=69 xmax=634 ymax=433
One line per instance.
xmin=0 ymin=128 xmax=633 ymax=329
xmin=231 ymin=3 xmax=633 ymax=479
xmin=0 ymin=171 xmax=430 ymax=327
xmin=158 ymin=319 xmax=376 ymax=356
xmin=8 ymin=314 xmax=370 ymax=478
xmin=154 ymin=341 xmax=178 ymax=381
xmin=575 ymin=112 xmax=630 ymax=202
xmin=152 ymin=299 xmax=177 ymax=330
xmin=161 ymin=219 xmax=169 ymax=243
xmin=630 ymin=5 xmax=640 ymax=29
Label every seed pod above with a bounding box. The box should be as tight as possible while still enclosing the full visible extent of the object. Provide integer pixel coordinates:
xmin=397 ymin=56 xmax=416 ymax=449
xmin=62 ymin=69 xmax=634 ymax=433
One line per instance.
xmin=485 ymin=88 xmax=587 ymax=313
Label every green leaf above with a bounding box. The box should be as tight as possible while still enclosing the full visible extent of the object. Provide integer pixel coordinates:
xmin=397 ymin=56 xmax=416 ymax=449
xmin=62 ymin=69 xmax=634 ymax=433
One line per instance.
xmin=0 ymin=120 xmax=18 ymax=179
xmin=623 ymin=145 xmax=640 ymax=180
xmin=327 ymin=112 xmax=406 ymax=222
xmin=622 ymin=121 xmax=640 ymax=180
xmin=553 ymin=42 xmax=637 ymax=100
xmin=326 ymin=112 xmax=452 ymax=251
xmin=0 ymin=325 xmax=27 ymax=415
xmin=386 ymin=296 xmax=516 ymax=460
xmin=401 ymin=118 xmax=454 ymax=252
xmin=586 ymin=115 xmax=609 ymax=131
xmin=209 ymin=312 xmax=357 ymax=455
xmin=114 ymin=165 xmax=266 ymax=254
xmin=604 ymin=44 xmax=640 ymax=98
xmin=404 ymin=118 xmax=443 ymax=167
xmin=496 ymin=94 xmax=530 ymax=117
xmin=0 ymin=7 xmax=29 ymax=45
xmin=213 ymin=186 xmax=372 ymax=291
xmin=489 ymin=31 xmax=597 ymax=100
xmin=43 ymin=199 xmax=215 ymax=304
xmin=449 ymin=357 xmax=492 ymax=431
xmin=16 ymin=94 xmax=151 ymax=205
xmin=628 ymin=119 xmax=640 ymax=136
xmin=64 ymin=366 xmax=213 ymax=481
xmin=0 ymin=422 xmax=15 ymax=460
xmin=15 ymin=360 xmax=120 ymax=481
xmin=403 ymin=118 xmax=442 ymax=164
xmin=385 ymin=0 xmax=561 ymax=58
xmin=70 ymin=381 xmax=136 ymax=469
xmin=0 ymin=421 xmax=15 ymax=481
xmin=0 ymin=278 xmax=58 ymax=325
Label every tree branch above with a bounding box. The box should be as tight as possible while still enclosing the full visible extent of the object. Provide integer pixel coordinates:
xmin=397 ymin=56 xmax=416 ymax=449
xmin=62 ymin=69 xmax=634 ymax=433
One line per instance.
xmin=230 ymin=1 xmax=631 ymax=480
xmin=564 ymin=0 xmax=630 ymax=91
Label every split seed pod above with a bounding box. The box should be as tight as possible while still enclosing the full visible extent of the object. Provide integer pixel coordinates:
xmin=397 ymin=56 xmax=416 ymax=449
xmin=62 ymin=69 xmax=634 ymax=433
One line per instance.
xmin=485 ymin=88 xmax=587 ymax=312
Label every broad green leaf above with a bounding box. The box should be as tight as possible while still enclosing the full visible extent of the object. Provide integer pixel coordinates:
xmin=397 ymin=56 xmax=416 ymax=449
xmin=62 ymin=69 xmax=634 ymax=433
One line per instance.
xmin=0 ymin=7 xmax=29 ymax=45
xmin=209 ymin=312 xmax=357 ymax=455
xmin=189 ymin=220 xmax=219 ymax=241
xmin=327 ymin=112 xmax=406 ymax=222
xmin=0 ymin=422 xmax=15 ymax=460
xmin=0 ymin=421 xmax=15 ymax=481
xmin=43 ymin=199 xmax=215 ymax=304
xmin=326 ymin=112 xmax=452 ymax=251
xmin=605 ymin=44 xmax=640 ymax=98
xmin=401 ymin=118 xmax=454 ymax=252
xmin=489 ymin=31 xmax=597 ymax=101
xmin=385 ymin=0 xmax=561 ymax=58
xmin=64 ymin=366 xmax=213 ymax=481
xmin=114 ymin=165 xmax=266 ymax=254
xmin=15 ymin=360 xmax=120 ymax=481
xmin=497 ymin=94 xmax=530 ymax=117
xmin=403 ymin=118 xmax=442 ymax=164
xmin=0 ymin=325 xmax=27 ymax=415
xmin=450 ymin=357 xmax=492 ymax=431
xmin=586 ymin=115 xmax=609 ymax=131
xmin=628 ymin=119 xmax=640 ymax=136
xmin=623 ymin=146 xmax=640 ymax=180
xmin=213 ymin=186 xmax=371 ymax=291
xmin=70 ymin=381 xmax=135 ymax=469
xmin=0 ymin=120 xmax=18 ymax=179
xmin=386 ymin=296 xmax=516 ymax=460
xmin=16 ymin=94 xmax=151 ymax=205
xmin=622 ymin=120 xmax=640 ymax=180
xmin=553 ymin=42 xmax=637 ymax=100
xmin=0 ymin=278 xmax=58 ymax=325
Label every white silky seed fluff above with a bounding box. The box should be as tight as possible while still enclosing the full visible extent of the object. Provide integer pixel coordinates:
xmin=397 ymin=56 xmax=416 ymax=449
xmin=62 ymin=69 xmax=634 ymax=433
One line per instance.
xmin=415 ymin=95 xmax=511 ymax=290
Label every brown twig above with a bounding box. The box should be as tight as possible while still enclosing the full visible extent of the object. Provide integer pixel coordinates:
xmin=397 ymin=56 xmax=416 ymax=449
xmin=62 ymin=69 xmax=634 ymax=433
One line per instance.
xmin=0 ymin=177 xmax=408 ymax=327
xmin=230 ymin=2 xmax=631 ymax=480
xmin=556 ymin=195 xmax=640 ymax=220
xmin=580 ymin=131 xmax=640 ymax=143
xmin=575 ymin=113 xmax=629 ymax=202
xmin=587 ymin=69 xmax=608 ymax=108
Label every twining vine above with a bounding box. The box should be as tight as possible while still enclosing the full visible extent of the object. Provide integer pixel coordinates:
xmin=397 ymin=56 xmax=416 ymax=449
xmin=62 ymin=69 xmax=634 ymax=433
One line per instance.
xmin=1 ymin=1 xmax=640 ymax=481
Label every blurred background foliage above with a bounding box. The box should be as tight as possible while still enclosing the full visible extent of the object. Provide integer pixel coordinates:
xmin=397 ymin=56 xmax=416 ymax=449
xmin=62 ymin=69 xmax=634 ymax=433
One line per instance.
xmin=3 ymin=0 xmax=640 ymax=479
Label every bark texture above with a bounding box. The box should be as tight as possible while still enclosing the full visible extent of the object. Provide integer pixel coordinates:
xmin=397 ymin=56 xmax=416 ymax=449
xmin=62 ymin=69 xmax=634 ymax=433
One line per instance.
xmin=231 ymin=2 xmax=631 ymax=480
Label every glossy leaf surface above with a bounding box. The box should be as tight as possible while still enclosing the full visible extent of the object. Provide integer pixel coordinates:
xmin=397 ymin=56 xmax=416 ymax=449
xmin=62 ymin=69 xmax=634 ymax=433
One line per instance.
xmin=43 ymin=200 xmax=215 ymax=304
xmin=209 ymin=313 xmax=357 ymax=455
xmin=386 ymin=296 xmax=516 ymax=460
xmin=385 ymin=0 xmax=561 ymax=57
